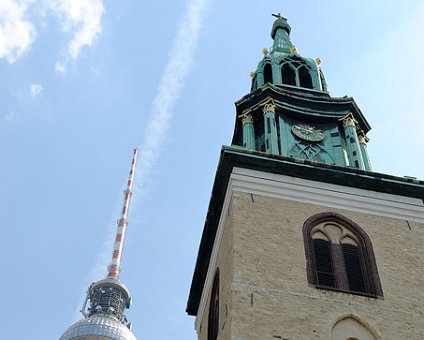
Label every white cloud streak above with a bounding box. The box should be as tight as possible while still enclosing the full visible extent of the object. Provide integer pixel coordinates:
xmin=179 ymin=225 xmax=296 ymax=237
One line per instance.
xmin=74 ymin=0 xmax=211 ymax=319
xmin=0 ymin=0 xmax=36 ymax=63
xmin=138 ymin=0 xmax=211 ymax=186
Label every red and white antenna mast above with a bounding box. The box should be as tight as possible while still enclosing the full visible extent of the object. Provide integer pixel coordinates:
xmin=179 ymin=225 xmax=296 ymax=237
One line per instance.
xmin=108 ymin=148 xmax=138 ymax=279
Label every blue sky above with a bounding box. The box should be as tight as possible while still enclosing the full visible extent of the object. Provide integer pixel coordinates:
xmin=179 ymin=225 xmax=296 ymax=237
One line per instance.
xmin=1 ymin=1 xmax=424 ymax=339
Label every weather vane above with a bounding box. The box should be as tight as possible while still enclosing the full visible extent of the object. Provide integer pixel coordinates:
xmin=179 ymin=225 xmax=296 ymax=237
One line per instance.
xmin=272 ymin=13 xmax=287 ymax=21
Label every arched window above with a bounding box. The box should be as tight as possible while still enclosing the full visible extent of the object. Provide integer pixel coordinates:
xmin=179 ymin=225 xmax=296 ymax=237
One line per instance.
xmin=281 ymin=63 xmax=296 ymax=86
xmin=303 ymin=212 xmax=383 ymax=298
xmin=298 ymin=65 xmax=313 ymax=89
xmin=331 ymin=316 xmax=379 ymax=340
xmin=263 ymin=63 xmax=273 ymax=84
xmin=208 ymin=269 xmax=220 ymax=340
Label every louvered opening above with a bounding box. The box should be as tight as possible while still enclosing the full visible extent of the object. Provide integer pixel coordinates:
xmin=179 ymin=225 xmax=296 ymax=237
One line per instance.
xmin=313 ymin=238 xmax=336 ymax=287
xmin=342 ymin=244 xmax=367 ymax=293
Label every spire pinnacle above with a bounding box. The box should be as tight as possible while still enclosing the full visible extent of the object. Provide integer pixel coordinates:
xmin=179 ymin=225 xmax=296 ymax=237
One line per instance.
xmin=270 ymin=12 xmax=293 ymax=53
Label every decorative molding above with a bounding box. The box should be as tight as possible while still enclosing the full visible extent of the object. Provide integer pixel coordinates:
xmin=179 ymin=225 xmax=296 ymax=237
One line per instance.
xmin=241 ymin=113 xmax=254 ymax=125
xmin=231 ymin=167 xmax=424 ymax=223
xmin=262 ymin=103 xmax=276 ymax=115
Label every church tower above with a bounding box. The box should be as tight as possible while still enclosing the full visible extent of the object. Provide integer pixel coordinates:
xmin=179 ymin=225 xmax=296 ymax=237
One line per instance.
xmin=187 ymin=15 xmax=424 ymax=339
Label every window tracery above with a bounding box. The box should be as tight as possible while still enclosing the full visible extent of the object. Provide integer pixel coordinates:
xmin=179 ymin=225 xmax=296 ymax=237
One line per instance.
xmin=303 ymin=212 xmax=383 ymax=298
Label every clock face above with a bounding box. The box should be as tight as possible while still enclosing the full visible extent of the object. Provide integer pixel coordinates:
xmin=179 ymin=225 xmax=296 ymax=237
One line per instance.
xmin=292 ymin=123 xmax=325 ymax=142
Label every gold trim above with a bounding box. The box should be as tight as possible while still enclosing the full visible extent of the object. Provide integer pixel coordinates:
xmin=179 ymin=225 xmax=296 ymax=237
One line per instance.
xmin=357 ymin=131 xmax=369 ymax=144
xmin=338 ymin=112 xmax=356 ymax=122
xmin=258 ymin=98 xmax=275 ymax=108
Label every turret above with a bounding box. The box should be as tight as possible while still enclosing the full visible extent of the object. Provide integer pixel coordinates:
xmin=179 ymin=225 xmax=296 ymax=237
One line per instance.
xmin=60 ymin=149 xmax=139 ymax=340
xmin=251 ymin=13 xmax=327 ymax=92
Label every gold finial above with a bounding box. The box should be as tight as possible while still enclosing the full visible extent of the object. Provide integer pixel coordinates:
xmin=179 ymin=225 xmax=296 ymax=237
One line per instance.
xmin=263 ymin=48 xmax=269 ymax=55
xmin=250 ymin=71 xmax=256 ymax=78
xmin=315 ymin=58 xmax=322 ymax=66
xmin=290 ymin=46 xmax=297 ymax=54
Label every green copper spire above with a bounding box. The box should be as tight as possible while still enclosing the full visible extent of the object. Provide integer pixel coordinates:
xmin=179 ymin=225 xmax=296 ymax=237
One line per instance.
xmin=251 ymin=14 xmax=324 ymax=92
xmin=232 ymin=14 xmax=373 ymax=171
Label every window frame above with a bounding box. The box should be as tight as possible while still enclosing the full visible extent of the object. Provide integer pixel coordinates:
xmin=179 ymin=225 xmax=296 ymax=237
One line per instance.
xmin=303 ymin=212 xmax=383 ymax=298
xmin=207 ymin=269 xmax=220 ymax=340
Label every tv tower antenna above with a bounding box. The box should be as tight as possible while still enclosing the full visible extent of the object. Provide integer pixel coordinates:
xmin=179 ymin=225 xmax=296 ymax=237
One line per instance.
xmin=60 ymin=148 xmax=139 ymax=340
xmin=108 ymin=147 xmax=138 ymax=279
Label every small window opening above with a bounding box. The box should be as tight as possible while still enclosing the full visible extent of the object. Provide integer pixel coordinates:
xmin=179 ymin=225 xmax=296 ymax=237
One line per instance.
xmin=299 ymin=66 xmax=313 ymax=89
xmin=264 ymin=63 xmax=273 ymax=84
xmin=281 ymin=63 xmax=296 ymax=86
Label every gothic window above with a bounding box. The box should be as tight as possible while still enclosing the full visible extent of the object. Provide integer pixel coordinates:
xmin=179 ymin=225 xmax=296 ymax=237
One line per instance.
xmin=331 ymin=316 xmax=379 ymax=340
xmin=280 ymin=56 xmax=315 ymax=89
xmin=299 ymin=65 xmax=313 ymax=89
xmin=289 ymin=142 xmax=335 ymax=165
xmin=264 ymin=63 xmax=273 ymax=84
xmin=303 ymin=212 xmax=383 ymax=298
xmin=281 ymin=63 xmax=296 ymax=85
xmin=208 ymin=269 xmax=220 ymax=340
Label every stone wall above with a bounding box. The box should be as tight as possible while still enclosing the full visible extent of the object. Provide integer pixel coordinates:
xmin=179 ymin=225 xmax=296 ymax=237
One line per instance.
xmin=197 ymin=189 xmax=423 ymax=339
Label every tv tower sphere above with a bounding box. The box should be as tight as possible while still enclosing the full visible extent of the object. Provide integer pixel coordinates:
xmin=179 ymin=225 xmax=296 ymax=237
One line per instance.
xmin=60 ymin=314 xmax=136 ymax=340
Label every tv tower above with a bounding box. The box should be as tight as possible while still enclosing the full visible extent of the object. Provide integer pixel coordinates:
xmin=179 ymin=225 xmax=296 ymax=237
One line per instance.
xmin=60 ymin=149 xmax=138 ymax=340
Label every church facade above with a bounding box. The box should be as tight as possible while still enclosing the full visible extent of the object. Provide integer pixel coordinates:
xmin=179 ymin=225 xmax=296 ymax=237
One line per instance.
xmin=187 ymin=15 xmax=424 ymax=339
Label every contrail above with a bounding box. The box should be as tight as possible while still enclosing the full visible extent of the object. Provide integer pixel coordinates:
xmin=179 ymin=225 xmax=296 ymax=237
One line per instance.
xmin=137 ymin=0 xmax=212 ymax=185
xmin=71 ymin=0 xmax=212 ymax=322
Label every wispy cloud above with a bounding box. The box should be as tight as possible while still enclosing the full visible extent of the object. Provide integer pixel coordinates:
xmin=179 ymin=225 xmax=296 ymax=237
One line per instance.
xmin=138 ymin=0 xmax=212 ymax=186
xmin=29 ymin=83 xmax=43 ymax=97
xmin=51 ymin=0 xmax=105 ymax=73
xmin=0 ymin=0 xmax=36 ymax=63
xmin=4 ymin=111 xmax=15 ymax=122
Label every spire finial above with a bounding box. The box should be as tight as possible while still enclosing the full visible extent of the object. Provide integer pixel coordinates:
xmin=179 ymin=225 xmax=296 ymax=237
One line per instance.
xmin=272 ymin=12 xmax=287 ymax=21
xmin=107 ymin=148 xmax=139 ymax=279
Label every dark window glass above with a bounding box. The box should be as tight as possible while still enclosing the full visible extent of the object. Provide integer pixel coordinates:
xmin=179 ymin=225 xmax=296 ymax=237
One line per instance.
xmin=264 ymin=63 xmax=273 ymax=84
xmin=281 ymin=63 xmax=296 ymax=85
xmin=299 ymin=66 xmax=313 ymax=89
